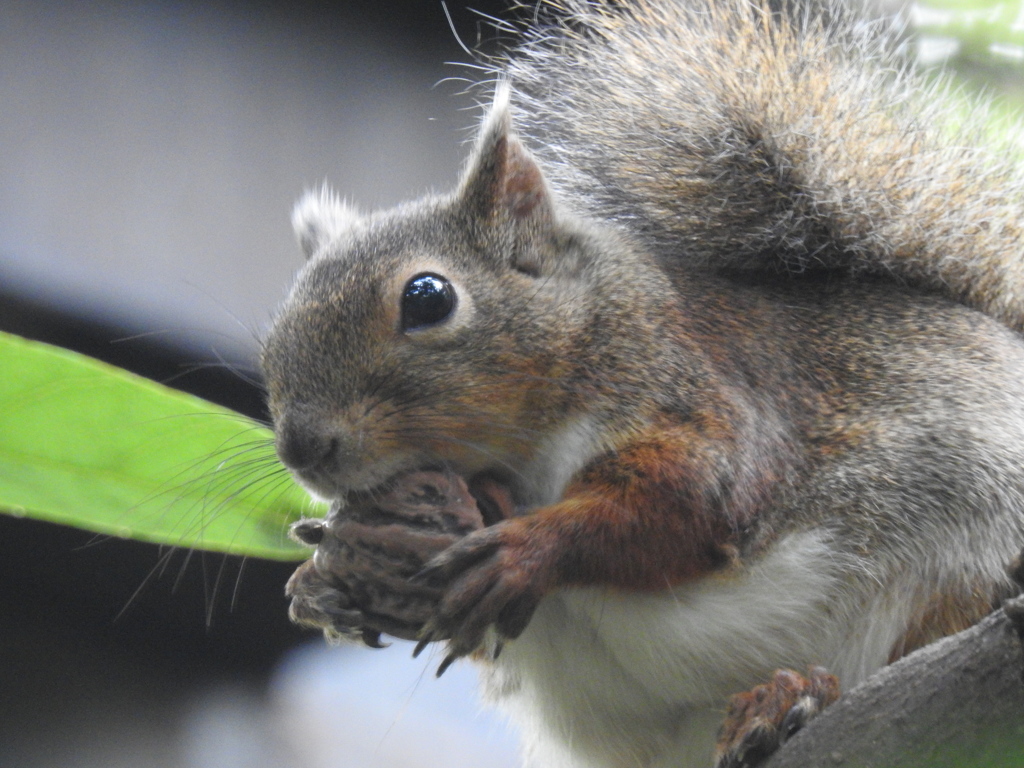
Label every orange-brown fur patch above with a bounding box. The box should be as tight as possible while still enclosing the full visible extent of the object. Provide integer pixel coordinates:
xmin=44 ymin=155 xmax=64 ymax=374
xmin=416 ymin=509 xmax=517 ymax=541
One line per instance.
xmin=889 ymin=586 xmax=1004 ymax=663
xmin=502 ymin=414 xmax=775 ymax=592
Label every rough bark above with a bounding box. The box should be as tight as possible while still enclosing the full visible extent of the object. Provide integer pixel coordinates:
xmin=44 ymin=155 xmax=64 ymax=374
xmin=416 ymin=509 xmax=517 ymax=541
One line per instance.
xmin=762 ymin=597 xmax=1024 ymax=768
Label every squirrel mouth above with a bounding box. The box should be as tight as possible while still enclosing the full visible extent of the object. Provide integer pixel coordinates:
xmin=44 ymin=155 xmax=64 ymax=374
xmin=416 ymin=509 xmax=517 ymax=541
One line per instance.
xmin=466 ymin=472 xmax=518 ymax=524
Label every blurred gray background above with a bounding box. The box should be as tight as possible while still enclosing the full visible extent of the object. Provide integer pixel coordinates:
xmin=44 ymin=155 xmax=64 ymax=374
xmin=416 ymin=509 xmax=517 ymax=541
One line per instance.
xmin=0 ymin=1 xmax=524 ymax=766
xmin=0 ymin=0 xmax=499 ymax=360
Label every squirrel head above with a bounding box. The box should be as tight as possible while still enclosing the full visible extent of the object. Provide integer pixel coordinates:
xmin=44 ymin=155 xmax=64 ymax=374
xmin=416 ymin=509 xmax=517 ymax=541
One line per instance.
xmin=262 ymin=86 xmax=665 ymax=502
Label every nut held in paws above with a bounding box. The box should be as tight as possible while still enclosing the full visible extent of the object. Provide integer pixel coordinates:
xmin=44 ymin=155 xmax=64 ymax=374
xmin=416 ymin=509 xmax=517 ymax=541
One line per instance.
xmin=286 ymin=470 xmax=504 ymax=643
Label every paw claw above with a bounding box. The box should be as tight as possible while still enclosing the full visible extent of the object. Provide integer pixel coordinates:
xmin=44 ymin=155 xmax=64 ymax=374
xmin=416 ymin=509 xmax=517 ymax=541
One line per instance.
xmin=411 ymin=520 xmax=552 ymax=663
xmin=412 ymin=635 xmax=432 ymax=658
xmin=435 ymin=652 xmax=459 ymax=677
xmin=416 ymin=529 xmax=502 ymax=583
xmin=289 ymin=517 xmax=325 ymax=546
xmin=361 ymin=629 xmax=388 ymax=649
xmin=410 ymin=563 xmax=440 ymax=586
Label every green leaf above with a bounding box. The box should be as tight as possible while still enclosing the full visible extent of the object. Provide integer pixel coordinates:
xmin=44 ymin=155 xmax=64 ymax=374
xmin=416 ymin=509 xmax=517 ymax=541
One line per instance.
xmin=0 ymin=330 xmax=314 ymax=560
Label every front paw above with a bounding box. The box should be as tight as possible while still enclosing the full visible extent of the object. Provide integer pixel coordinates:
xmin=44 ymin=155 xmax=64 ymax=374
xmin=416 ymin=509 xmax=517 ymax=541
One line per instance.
xmin=714 ymin=666 xmax=840 ymax=768
xmin=413 ymin=519 xmax=555 ymax=674
xmin=285 ymin=470 xmax=493 ymax=646
xmin=285 ymin=559 xmax=394 ymax=647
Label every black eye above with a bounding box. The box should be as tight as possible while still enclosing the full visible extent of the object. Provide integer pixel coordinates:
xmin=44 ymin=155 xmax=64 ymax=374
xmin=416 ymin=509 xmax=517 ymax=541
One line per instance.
xmin=401 ymin=273 xmax=456 ymax=331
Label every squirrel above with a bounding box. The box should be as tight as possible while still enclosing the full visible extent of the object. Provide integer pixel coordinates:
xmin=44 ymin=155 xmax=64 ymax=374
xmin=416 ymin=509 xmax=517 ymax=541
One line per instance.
xmin=261 ymin=1 xmax=1024 ymax=767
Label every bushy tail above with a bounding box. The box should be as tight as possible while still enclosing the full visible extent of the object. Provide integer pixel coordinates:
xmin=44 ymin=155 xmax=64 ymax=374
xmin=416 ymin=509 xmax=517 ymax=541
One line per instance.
xmin=500 ymin=0 xmax=1024 ymax=331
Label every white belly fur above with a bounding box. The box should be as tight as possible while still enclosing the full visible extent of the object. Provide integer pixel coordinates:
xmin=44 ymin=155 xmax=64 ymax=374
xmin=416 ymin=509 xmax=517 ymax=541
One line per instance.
xmin=475 ymin=530 xmax=917 ymax=768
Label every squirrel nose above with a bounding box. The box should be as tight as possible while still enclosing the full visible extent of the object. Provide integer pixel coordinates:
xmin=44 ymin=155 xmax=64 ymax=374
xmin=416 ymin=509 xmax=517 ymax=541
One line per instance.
xmin=274 ymin=409 xmax=341 ymax=472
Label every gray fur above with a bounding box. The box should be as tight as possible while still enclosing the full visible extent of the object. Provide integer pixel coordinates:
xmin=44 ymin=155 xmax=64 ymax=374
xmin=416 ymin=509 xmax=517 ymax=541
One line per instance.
xmin=262 ymin=2 xmax=1024 ymax=765
xmin=502 ymin=0 xmax=1024 ymax=331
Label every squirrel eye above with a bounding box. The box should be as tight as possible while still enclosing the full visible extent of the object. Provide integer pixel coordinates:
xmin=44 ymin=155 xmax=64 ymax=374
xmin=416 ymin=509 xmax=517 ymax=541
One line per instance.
xmin=401 ymin=273 xmax=456 ymax=331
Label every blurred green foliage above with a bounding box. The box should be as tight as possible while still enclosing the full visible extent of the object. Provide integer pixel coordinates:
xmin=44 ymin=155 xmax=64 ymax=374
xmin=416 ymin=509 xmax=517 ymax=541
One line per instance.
xmin=913 ymin=0 xmax=1024 ymax=139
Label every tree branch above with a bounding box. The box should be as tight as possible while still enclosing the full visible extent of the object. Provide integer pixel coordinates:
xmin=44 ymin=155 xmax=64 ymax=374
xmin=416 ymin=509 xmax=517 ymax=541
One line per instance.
xmin=762 ymin=597 xmax=1024 ymax=768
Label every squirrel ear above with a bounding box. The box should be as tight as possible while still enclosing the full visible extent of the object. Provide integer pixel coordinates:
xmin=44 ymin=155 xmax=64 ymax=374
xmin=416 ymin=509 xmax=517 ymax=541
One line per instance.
xmin=458 ymin=84 xmax=554 ymax=230
xmin=291 ymin=186 xmax=362 ymax=259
